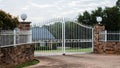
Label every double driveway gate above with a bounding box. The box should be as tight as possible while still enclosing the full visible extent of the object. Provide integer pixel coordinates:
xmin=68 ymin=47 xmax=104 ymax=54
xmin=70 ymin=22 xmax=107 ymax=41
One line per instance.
xmin=32 ymin=18 xmax=94 ymax=56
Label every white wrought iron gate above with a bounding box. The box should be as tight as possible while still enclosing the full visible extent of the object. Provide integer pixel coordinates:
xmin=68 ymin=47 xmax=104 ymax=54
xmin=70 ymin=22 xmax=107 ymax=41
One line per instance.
xmin=33 ymin=18 xmax=94 ymax=56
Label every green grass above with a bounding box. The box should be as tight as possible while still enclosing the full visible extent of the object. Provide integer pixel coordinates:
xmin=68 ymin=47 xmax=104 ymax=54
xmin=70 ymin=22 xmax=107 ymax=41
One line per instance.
xmin=15 ymin=59 xmax=39 ymax=68
xmin=35 ymin=48 xmax=92 ymax=53
xmin=66 ymin=48 xmax=92 ymax=52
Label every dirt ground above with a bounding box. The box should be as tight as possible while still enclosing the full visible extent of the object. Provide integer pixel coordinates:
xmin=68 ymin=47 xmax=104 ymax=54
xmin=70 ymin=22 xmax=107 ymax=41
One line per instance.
xmin=26 ymin=54 xmax=120 ymax=68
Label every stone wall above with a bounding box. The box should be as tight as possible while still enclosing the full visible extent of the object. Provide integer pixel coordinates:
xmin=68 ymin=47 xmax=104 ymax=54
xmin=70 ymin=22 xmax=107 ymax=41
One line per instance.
xmin=0 ymin=44 xmax=34 ymax=68
xmin=94 ymin=24 xmax=120 ymax=54
xmin=18 ymin=22 xmax=31 ymax=30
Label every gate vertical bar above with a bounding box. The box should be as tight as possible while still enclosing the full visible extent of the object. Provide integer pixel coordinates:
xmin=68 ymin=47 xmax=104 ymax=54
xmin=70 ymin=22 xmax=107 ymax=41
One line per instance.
xmin=62 ymin=18 xmax=64 ymax=54
xmin=63 ymin=18 xmax=65 ymax=55
xmin=62 ymin=18 xmax=65 ymax=55
xmin=92 ymin=28 xmax=94 ymax=52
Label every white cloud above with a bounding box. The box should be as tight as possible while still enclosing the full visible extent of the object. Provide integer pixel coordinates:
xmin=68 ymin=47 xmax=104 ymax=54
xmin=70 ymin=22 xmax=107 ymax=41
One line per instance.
xmin=21 ymin=5 xmax=30 ymax=10
xmin=29 ymin=2 xmax=53 ymax=8
xmin=0 ymin=0 xmax=2 ymax=2
xmin=67 ymin=1 xmax=80 ymax=6
xmin=32 ymin=17 xmax=44 ymax=21
xmin=0 ymin=5 xmax=5 ymax=7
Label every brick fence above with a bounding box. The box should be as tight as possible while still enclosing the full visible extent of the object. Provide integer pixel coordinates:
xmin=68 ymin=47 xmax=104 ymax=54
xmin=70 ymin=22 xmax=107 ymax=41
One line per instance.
xmin=0 ymin=44 xmax=34 ymax=68
xmin=94 ymin=24 xmax=120 ymax=54
xmin=0 ymin=21 xmax=34 ymax=68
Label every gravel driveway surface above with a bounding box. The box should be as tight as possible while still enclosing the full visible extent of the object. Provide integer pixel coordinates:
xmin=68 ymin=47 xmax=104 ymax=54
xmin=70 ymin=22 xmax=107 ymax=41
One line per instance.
xmin=26 ymin=54 xmax=120 ymax=68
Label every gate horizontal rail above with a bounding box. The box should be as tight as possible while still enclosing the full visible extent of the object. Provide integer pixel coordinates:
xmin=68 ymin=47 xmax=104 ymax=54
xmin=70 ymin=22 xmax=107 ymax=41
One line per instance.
xmin=33 ymin=39 xmax=92 ymax=43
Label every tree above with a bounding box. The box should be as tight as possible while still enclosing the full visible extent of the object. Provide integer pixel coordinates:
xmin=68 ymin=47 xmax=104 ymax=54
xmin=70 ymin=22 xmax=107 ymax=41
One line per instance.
xmin=78 ymin=7 xmax=104 ymax=26
xmin=0 ymin=10 xmax=19 ymax=30
xmin=90 ymin=7 xmax=104 ymax=25
xmin=116 ymin=0 xmax=120 ymax=10
xmin=103 ymin=6 xmax=120 ymax=30
xmin=77 ymin=3 xmax=120 ymax=30
xmin=78 ymin=11 xmax=91 ymax=25
xmin=42 ymin=22 xmax=62 ymax=39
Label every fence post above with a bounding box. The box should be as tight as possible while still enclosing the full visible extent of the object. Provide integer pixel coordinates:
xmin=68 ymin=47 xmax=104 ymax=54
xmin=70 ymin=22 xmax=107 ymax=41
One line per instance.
xmin=93 ymin=24 xmax=105 ymax=53
xmin=14 ymin=29 xmax=16 ymax=47
xmin=105 ymin=30 xmax=107 ymax=42
xmin=28 ymin=29 xmax=32 ymax=43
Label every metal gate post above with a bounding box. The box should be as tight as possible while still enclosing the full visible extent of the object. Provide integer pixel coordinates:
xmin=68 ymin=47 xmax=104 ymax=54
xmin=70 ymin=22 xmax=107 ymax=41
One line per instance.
xmin=62 ymin=18 xmax=65 ymax=55
xmin=92 ymin=28 xmax=94 ymax=52
xmin=28 ymin=29 xmax=32 ymax=43
xmin=104 ymin=30 xmax=107 ymax=42
xmin=14 ymin=29 xmax=17 ymax=47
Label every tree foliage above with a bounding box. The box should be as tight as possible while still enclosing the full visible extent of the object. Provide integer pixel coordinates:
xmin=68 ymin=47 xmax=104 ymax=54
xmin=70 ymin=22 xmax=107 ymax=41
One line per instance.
xmin=42 ymin=22 xmax=62 ymax=39
xmin=103 ymin=7 xmax=120 ymax=30
xmin=0 ymin=10 xmax=19 ymax=30
xmin=116 ymin=0 xmax=120 ymax=9
xmin=78 ymin=0 xmax=120 ymax=30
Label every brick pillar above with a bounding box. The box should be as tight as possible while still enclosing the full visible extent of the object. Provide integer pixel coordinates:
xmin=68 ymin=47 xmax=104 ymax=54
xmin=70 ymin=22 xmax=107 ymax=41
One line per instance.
xmin=17 ymin=21 xmax=32 ymax=42
xmin=94 ymin=24 xmax=105 ymax=54
xmin=18 ymin=22 xmax=31 ymax=30
xmin=17 ymin=21 xmax=34 ymax=61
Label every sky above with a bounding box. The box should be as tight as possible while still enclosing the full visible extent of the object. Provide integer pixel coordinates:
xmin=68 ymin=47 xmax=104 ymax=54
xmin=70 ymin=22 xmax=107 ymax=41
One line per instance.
xmin=0 ymin=0 xmax=117 ymax=24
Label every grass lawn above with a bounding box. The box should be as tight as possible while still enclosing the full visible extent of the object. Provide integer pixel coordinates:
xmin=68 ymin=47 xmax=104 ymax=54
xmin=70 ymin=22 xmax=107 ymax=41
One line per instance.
xmin=66 ymin=48 xmax=92 ymax=52
xmin=15 ymin=59 xmax=39 ymax=68
xmin=35 ymin=48 xmax=92 ymax=53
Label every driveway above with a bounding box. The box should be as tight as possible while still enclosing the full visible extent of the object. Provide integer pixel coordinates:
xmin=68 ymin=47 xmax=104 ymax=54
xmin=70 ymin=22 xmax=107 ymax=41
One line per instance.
xmin=26 ymin=54 xmax=120 ymax=68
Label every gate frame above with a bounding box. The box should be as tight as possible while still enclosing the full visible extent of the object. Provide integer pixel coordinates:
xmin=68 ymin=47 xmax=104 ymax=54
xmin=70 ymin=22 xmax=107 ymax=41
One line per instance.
xmin=33 ymin=17 xmax=94 ymax=56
